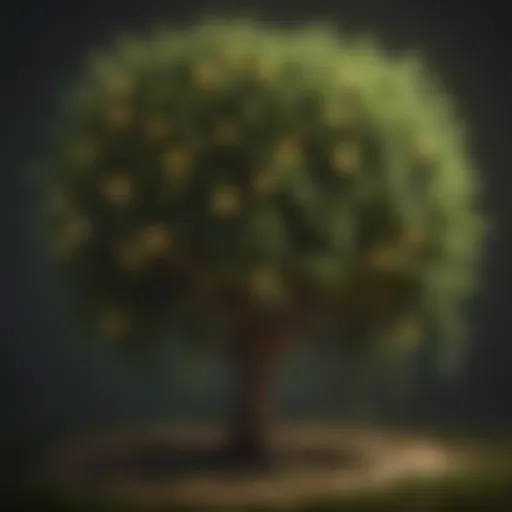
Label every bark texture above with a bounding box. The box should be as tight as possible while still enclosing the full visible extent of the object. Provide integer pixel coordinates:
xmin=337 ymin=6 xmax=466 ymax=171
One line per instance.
xmin=226 ymin=309 xmax=298 ymax=466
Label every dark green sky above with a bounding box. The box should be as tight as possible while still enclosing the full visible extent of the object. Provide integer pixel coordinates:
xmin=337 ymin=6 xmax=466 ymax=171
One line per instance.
xmin=2 ymin=0 xmax=511 ymax=433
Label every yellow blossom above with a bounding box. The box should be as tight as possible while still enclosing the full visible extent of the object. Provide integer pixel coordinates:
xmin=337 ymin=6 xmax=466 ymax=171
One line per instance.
xmin=365 ymin=244 xmax=398 ymax=271
xmin=253 ymin=58 xmax=279 ymax=85
xmin=412 ymin=136 xmax=437 ymax=164
xmin=212 ymin=119 xmax=239 ymax=146
xmin=190 ymin=61 xmax=219 ymax=90
xmin=105 ymin=73 xmax=134 ymax=96
xmin=98 ymin=309 xmax=131 ymax=341
xmin=323 ymin=102 xmax=355 ymax=128
xmin=138 ymin=223 xmax=173 ymax=258
xmin=400 ymin=225 xmax=426 ymax=254
xmin=104 ymin=104 xmax=132 ymax=130
xmin=337 ymin=66 xmax=358 ymax=88
xmin=251 ymin=169 xmax=277 ymax=197
xmin=331 ymin=143 xmax=360 ymax=175
xmin=219 ymin=44 xmax=246 ymax=71
xmin=210 ymin=185 xmax=242 ymax=218
xmin=101 ymin=174 xmax=134 ymax=206
xmin=392 ymin=317 xmax=423 ymax=348
xmin=273 ymin=135 xmax=302 ymax=168
xmin=145 ymin=117 xmax=170 ymax=141
xmin=247 ymin=266 xmax=282 ymax=301
xmin=161 ymin=147 xmax=192 ymax=179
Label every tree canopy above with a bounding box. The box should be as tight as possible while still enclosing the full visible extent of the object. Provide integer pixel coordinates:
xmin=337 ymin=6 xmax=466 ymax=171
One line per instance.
xmin=39 ymin=19 xmax=487 ymax=365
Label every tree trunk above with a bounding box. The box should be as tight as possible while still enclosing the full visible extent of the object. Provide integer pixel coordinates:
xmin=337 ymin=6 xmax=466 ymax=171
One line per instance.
xmin=225 ymin=314 xmax=290 ymax=468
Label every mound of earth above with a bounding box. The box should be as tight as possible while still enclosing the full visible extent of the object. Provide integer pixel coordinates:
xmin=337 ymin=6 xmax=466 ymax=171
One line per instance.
xmin=41 ymin=422 xmax=463 ymax=509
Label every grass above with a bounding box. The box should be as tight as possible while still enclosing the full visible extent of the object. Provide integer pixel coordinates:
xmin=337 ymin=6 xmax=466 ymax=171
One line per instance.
xmin=2 ymin=425 xmax=511 ymax=511
xmin=2 ymin=473 xmax=512 ymax=512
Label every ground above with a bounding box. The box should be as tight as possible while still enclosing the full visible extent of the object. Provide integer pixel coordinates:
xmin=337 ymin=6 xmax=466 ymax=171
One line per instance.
xmin=3 ymin=422 xmax=512 ymax=510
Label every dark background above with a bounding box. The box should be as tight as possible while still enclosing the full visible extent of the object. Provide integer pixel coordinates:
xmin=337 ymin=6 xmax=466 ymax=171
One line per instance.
xmin=2 ymin=0 xmax=511 ymax=438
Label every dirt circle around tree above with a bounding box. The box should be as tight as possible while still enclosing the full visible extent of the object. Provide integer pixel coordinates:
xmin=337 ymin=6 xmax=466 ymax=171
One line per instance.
xmin=42 ymin=422 xmax=465 ymax=509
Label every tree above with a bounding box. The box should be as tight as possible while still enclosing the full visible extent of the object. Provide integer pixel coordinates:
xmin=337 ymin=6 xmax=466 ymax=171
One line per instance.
xmin=38 ymin=19 xmax=487 ymax=466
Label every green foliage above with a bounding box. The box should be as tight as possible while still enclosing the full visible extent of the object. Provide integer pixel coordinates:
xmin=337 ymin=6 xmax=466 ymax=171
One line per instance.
xmin=38 ymin=19 xmax=487 ymax=363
